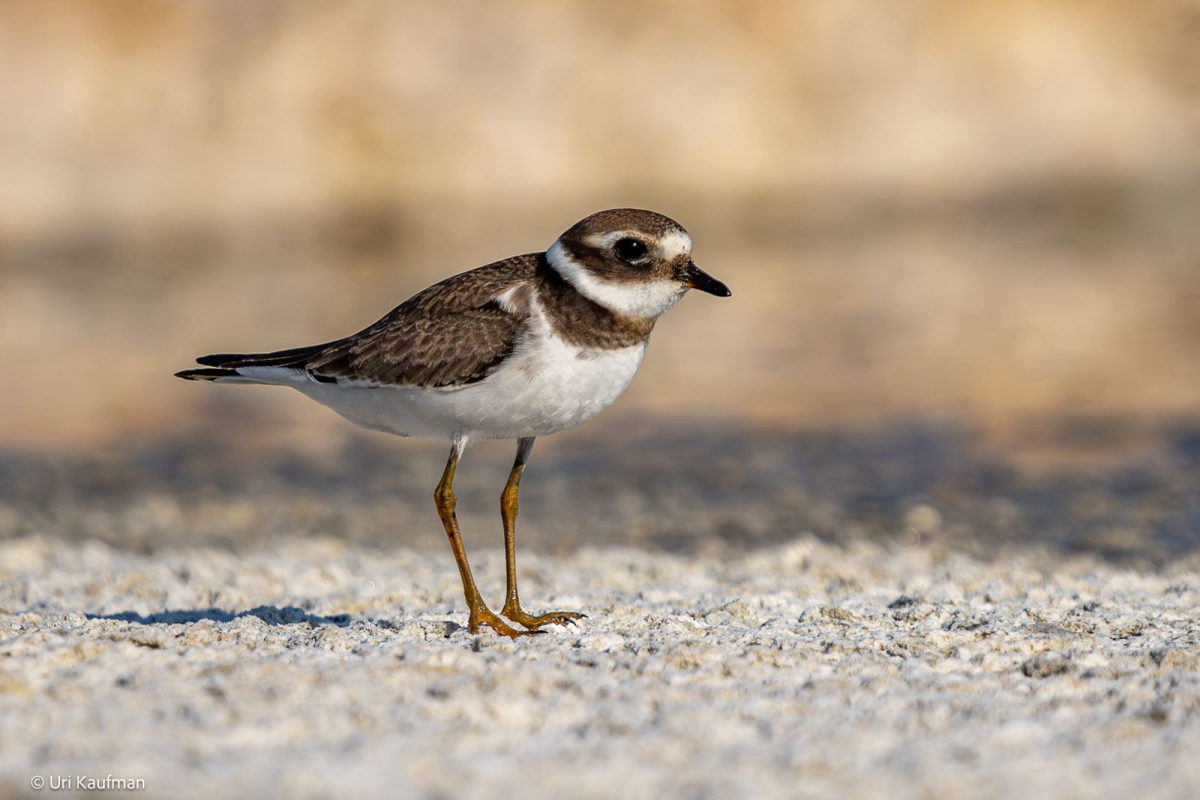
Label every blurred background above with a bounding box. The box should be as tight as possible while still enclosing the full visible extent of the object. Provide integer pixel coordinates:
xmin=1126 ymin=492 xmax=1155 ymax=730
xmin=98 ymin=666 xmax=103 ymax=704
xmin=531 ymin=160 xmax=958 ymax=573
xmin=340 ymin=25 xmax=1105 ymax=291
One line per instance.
xmin=2 ymin=0 xmax=1199 ymax=563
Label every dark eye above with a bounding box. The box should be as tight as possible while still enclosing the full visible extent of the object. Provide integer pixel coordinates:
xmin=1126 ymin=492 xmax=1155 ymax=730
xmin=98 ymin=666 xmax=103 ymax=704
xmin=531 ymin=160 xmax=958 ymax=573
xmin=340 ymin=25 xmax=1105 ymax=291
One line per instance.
xmin=614 ymin=238 xmax=647 ymax=261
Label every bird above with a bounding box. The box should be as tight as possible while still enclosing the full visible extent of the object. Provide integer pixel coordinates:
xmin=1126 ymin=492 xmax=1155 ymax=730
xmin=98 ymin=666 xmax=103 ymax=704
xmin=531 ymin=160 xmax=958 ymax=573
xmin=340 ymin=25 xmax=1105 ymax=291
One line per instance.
xmin=176 ymin=208 xmax=731 ymax=637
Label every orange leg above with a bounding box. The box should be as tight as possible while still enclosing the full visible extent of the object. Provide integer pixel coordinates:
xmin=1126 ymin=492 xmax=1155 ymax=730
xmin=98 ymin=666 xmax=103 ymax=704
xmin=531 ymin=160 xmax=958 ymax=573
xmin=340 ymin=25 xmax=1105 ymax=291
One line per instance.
xmin=434 ymin=442 xmax=538 ymax=638
xmin=498 ymin=437 xmax=586 ymax=630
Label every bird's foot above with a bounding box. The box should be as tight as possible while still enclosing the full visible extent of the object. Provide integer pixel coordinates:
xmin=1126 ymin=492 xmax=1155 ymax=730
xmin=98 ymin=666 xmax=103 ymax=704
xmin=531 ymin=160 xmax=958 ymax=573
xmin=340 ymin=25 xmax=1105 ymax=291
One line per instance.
xmin=501 ymin=603 xmax=587 ymax=630
xmin=469 ymin=604 xmax=544 ymax=638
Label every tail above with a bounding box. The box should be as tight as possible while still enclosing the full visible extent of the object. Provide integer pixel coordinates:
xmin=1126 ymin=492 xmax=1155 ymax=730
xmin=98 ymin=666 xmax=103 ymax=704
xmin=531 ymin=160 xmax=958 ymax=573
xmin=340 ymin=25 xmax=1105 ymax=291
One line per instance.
xmin=175 ymin=367 xmax=245 ymax=382
xmin=175 ymin=340 xmax=342 ymax=385
xmin=174 ymin=365 xmax=293 ymax=384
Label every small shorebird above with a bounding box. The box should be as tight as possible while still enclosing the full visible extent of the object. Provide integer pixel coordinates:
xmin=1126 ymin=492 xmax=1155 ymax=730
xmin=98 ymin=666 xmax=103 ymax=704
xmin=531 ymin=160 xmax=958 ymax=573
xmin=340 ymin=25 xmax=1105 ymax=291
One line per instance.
xmin=177 ymin=209 xmax=730 ymax=637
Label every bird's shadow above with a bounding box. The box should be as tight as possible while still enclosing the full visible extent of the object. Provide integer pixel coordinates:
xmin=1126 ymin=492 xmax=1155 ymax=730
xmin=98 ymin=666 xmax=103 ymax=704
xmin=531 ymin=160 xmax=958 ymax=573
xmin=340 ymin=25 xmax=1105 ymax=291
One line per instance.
xmin=87 ymin=605 xmax=352 ymax=627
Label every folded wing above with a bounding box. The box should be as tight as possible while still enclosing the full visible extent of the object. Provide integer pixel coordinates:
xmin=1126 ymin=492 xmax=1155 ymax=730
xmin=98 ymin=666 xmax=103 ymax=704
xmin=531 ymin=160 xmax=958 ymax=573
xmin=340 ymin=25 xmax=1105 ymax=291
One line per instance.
xmin=176 ymin=255 xmax=539 ymax=390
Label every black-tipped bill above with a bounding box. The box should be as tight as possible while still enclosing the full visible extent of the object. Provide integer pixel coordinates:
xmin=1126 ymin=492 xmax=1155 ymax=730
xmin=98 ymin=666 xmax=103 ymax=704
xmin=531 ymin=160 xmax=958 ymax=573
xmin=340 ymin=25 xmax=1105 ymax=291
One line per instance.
xmin=682 ymin=261 xmax=731 ymax=297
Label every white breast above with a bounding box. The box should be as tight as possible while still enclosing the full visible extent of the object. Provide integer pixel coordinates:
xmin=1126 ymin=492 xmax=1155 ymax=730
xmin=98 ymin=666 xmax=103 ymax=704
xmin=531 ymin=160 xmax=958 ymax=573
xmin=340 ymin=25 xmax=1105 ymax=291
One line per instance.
xmin=460 ymin=331 xmax=647 ymax=439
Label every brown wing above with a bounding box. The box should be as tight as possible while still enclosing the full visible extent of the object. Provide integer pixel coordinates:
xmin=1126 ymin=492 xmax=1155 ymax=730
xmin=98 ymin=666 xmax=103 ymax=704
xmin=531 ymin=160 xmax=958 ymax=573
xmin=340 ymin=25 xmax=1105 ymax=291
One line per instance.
xmin=195 ymin=254 xmax=540 ymax=390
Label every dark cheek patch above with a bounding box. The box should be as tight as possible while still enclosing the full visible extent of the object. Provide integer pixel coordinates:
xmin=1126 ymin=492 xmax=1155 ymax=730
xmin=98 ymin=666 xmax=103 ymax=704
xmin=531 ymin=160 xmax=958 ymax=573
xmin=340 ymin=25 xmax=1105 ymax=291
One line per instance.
xmin=562 ymin=240 xmax=630 ymax=282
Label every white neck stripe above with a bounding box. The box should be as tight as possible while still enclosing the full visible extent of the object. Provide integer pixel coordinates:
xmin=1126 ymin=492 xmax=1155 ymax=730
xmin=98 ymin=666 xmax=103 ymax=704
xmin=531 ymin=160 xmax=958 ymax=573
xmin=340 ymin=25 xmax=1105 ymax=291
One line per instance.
xmin=545 ymin=241 xmax=687 ymax=319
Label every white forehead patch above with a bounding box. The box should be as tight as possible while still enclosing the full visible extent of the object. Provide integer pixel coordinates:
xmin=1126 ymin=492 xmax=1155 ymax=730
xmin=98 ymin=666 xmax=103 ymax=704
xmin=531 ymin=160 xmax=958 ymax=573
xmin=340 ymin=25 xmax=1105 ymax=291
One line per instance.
xmin=658 ymin=229 xmax=693 ymax=260
xmin=546 ymin=241 xmax=687 ymax=319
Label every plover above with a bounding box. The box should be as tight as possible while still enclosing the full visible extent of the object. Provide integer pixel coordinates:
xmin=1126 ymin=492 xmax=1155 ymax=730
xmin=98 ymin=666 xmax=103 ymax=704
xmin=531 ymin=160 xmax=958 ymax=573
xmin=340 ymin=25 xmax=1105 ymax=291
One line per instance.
xmin=177 ymin=209 xmax=730 ymax=637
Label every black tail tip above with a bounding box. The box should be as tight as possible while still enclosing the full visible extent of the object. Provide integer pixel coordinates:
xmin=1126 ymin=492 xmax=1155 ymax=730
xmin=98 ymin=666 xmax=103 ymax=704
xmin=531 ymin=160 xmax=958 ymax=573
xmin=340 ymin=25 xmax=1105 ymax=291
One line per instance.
xmin=175 ymin=368 xmax=233 ymax=381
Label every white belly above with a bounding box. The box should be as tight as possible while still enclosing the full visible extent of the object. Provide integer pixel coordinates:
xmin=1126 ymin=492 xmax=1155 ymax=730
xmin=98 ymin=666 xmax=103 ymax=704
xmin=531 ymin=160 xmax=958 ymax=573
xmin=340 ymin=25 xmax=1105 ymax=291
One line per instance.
xmin=294 ymin=335 xmax=647 ymax=442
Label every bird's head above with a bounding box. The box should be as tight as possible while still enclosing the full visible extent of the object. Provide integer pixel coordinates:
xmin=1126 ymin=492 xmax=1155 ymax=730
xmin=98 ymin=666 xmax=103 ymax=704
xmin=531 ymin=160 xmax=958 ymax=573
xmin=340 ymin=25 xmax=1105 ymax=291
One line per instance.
xmin=546 ymin=208 xmax=730 ymax=319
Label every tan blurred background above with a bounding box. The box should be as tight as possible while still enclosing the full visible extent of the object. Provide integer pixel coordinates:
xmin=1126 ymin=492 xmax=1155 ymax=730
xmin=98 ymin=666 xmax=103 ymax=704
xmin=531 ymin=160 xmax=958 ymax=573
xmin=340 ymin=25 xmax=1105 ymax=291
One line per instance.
xmin=1 ymin=0 xmax=1199 ymax=460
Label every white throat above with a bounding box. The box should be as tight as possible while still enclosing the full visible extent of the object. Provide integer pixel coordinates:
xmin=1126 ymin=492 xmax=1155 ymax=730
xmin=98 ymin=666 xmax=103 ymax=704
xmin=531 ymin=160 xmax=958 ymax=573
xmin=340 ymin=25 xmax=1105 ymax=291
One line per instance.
xmin=546 ymin=241 xmax=687 ymax=319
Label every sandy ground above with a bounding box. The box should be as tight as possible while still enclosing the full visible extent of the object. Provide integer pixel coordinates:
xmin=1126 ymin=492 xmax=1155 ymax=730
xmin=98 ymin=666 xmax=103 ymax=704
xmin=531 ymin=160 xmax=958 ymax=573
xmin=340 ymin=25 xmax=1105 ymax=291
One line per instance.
xmin=2 ymin=531 xmax=1198 ymax=800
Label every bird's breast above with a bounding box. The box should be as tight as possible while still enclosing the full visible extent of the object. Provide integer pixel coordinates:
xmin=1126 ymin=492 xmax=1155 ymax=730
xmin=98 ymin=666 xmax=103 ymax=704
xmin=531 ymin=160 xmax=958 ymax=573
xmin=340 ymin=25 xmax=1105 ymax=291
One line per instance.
xmin=457 ymin=332 xmax=648 ymax=438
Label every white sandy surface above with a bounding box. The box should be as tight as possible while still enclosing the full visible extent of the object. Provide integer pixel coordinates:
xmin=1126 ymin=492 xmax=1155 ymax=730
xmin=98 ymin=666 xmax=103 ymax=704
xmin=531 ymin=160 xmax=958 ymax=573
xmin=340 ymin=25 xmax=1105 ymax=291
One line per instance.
xmin=1 ymin=535 xmax=1198 ymax=800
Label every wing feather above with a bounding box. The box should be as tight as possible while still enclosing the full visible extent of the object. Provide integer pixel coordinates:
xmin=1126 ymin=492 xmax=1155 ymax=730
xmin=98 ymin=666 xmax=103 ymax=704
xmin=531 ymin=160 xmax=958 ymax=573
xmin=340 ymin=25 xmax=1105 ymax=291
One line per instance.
xmin=202 ymin=254 xmax=541 ymax=390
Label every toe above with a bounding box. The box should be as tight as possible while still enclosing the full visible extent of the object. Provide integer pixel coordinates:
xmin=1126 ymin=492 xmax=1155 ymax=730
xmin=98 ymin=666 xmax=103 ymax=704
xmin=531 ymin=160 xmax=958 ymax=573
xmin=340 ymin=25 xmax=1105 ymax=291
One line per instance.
xmin=501 ymin=606 xmax=588 ymax=630
xmin=471 ymin=610 xmax=545 ymax=638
